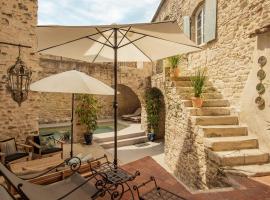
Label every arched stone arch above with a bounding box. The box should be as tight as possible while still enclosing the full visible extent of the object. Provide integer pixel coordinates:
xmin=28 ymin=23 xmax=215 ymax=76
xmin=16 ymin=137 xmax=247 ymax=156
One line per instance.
xmin=117 ymin=84 xmax=141 ymax=116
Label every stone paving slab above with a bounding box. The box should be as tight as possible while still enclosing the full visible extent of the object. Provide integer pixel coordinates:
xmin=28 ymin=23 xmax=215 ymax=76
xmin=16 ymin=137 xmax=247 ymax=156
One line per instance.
xmin=121 ymin=156 xmax=270 ymax=200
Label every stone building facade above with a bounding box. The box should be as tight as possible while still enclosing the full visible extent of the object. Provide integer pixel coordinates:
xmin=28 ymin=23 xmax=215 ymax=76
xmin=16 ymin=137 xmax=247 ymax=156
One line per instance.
xmin=152 ymin=0 xmax=270 ymax=189
xmin=153 ymin=0 xmax=270 ymax=109
xmin=0 ymin=0 xmax=41 ymax=141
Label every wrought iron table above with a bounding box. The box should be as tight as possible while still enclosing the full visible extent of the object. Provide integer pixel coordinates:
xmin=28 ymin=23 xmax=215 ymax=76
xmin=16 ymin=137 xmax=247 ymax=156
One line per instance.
xmin=89 ymin=155 xmax=140 ymax=200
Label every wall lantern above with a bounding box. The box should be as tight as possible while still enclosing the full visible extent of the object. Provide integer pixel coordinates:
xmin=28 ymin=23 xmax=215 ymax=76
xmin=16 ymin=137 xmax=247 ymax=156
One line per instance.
xmin=7 ymin=46 xmax=32 ymax=106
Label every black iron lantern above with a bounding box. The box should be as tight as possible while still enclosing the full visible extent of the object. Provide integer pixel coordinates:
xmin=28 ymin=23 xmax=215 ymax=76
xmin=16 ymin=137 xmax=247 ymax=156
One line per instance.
xmin=7 ymin=46 xmax=32 ymax=106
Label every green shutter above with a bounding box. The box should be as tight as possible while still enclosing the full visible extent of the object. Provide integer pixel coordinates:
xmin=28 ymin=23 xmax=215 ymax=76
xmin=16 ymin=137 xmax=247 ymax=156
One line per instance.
xmin=183 ymin=16 xmax=191 ymax=39
xmin=204 ymin=0 xmax=217 ymax=43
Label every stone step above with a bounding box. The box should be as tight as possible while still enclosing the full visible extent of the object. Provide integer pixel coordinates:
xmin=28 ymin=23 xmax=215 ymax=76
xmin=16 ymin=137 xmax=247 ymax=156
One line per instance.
xmin=204 ymin=136 xmax=258 ymax=151
xmin=192 ymin=116 xmax=239 ymax=126
xmin=200 ymin=125 xmax=247 ymax=137
xmin=173 ymin=81 xmax=212 ymax=87
xmin=223 ymin=163 xmax=270 ymax=177
xmin=187 ymin=107 xmax=231 ymax=116
xmin=208 ymin=149 xmax=269 ymax=166
xmin=179 ymin=92 xmax=223 ymax=100
xmin=176 ymin=86 xmax=217 ymax=93
xmin=94 ymin=131 xmax=145 ymax=143
xmin=99 ymin=136 xmax=148 ymax=149
xmin=182 ymin=99 xmax=230 ymax=107
xmin=171 ymin=76 xmax=192 ymax=81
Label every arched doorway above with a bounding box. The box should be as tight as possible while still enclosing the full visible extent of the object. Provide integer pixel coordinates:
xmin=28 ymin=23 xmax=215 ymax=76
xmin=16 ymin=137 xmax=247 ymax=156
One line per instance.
xmin=117 ymin=84 xmax=141 ymax=117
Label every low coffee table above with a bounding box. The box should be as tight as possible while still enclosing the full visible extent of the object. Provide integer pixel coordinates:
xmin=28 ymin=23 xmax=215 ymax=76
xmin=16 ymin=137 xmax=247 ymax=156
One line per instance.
xmin=10 ymin=155 xmax=63 ymax=176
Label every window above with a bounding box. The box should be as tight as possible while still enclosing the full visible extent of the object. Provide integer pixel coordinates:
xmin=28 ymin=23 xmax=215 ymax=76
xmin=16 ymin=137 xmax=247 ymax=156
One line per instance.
xmin=196 ymin=6 xmax=205 ymax=45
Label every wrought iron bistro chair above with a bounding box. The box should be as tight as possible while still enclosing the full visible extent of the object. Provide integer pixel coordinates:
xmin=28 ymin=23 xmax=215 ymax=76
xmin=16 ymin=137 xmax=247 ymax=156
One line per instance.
xmin=133 ymin=177 xmax=187 ymax=200
xmin=0 ymin=157 xmax=104 ymax=200
xmin=0 ymin=138 xmax=32 ymax=166
xmin=89 ymin=154 xmax=140 ymax=200
xmin=27 ymin=132 xmax=64 ymax=159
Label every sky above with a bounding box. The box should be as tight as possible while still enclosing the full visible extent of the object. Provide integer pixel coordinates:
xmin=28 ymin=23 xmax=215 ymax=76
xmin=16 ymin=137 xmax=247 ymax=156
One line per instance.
xmin=38 ymin=0 xmax=160 ymax=25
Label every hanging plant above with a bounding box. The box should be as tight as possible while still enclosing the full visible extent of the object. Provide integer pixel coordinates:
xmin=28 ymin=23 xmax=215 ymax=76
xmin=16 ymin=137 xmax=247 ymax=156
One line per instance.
xmin=145 ymin=88 xmax=163 ymax=141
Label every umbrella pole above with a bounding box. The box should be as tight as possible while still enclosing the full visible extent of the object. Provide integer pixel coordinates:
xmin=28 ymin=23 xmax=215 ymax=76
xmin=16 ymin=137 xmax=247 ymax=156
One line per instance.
xmin=113 ymin=28 xmax=118 ymax=166
xmin=70 ymin=93 xmax=74 ymax=158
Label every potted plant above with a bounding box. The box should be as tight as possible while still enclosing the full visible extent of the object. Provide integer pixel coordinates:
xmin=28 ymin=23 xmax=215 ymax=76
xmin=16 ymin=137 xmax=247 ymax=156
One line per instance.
xmin=75 ymin=94 xmax=99 ymax=145
xmin=190 ymin=67 xmax=207 ymax=108
xmin=145 ymin=88 xmax=162 ymax=141
xmin=167 ymin=55 xmax=181 ymax=78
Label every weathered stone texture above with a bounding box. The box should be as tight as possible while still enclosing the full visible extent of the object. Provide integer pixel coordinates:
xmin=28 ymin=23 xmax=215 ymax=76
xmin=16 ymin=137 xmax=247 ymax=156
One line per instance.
xmin=151 ymin=73 xmax=208 ymax=189
xmin=151 ymin=0 xmax=270 ymax=189
xmin=0 ymin=0 xmax=41 ymax=141
xmin=39 ymin=55 xmax=152 ymax=125
xmin=153 ymin=0 xmax=270 ymax=110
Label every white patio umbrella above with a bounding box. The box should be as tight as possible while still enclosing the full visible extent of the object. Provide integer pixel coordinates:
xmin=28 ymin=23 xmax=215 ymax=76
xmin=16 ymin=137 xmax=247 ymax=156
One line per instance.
xmin=36 ymin=21 xmax=201 ymax=165
xmin=30 ymin=70 xmax=114 ymax=157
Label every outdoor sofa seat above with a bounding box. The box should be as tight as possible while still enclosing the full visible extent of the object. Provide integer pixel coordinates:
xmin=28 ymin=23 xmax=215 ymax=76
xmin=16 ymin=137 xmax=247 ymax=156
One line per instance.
xmin=0 ymin=138 xmax=32 ymax=166
xmin=0 ymin=162 xmax=98 ymax=200
xmin=0 ymin=185 xmax=15 ymax=200
xmin=28 ymin=134 xmax=64 ymax=159
xmin=121 ymin=107 xmax=141 ymax=120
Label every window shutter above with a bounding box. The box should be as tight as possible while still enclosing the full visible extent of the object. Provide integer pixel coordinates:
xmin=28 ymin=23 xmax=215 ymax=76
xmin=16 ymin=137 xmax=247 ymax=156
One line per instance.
xmin=183 ymin=16 xmax=191 ymax=39
xmin=204 ymin=0 xmax=217 ymax=43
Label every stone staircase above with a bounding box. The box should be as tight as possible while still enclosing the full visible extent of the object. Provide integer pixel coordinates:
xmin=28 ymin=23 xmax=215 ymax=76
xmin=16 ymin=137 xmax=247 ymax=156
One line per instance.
xmin=172 ymin=76 xmax=270 ymax=175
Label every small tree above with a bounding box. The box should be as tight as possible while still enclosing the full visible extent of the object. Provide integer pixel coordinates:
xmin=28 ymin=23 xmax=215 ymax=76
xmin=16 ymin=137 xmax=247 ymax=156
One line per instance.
xmin=145 ymin=88 xmax=162 ymax=133
xmin=75 ymin=94 xmax=99 ymax=133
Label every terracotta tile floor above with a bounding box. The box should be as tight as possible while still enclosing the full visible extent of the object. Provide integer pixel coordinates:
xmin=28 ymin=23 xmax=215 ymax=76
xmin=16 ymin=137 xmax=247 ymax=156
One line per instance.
xmin=121 ymin=157 xmax=270 ymax=200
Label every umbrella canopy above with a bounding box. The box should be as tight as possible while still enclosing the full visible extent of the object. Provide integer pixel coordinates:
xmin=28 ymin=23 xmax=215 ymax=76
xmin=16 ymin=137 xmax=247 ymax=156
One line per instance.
xmin=30 ymin=70 xmax=114 ymax=157
xmin=37 ymin=21 xmax=200 ymax=62
xmin=30 ymin=70 xmax=114 ymax=95
xmin=36 ymin=21 xmax=201 ymax=165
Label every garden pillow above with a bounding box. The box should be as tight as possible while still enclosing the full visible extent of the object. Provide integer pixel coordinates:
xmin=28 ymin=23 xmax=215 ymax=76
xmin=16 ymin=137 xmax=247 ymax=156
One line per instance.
xmin=39 ymin=133 xmax=56 ymax=150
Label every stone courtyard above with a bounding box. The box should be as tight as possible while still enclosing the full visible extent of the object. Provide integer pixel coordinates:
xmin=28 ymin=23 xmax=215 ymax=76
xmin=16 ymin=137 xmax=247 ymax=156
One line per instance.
xmin=1 ymin=0 xmax=270 ymax=199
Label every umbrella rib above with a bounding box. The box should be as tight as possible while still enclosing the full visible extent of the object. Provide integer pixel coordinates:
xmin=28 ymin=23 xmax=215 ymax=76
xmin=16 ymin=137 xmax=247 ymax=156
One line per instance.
xmin=37 ymin=28 xmax=113 ymax=52
xmin=118 ymin=30 xmax=153 ymax=62
xmin=86 ymin=36 xmax=113 ymax=48
xmin=118 ymin=28 xmax=202 ymax=49
xmin=117 ymin=26 xmax=131 ymax=47
xmin=92 ymin=30 xmax=114 ymax=63
xmin=118 ymin=35 xmax=147 ymax=49
xmin=95 ymin=28 xmax=114 ymax=47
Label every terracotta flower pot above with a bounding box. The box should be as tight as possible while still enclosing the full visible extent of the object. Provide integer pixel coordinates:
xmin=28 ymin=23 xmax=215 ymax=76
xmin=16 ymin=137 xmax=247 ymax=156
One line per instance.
xmin=173 ymin=68 xmax=180 ymax=77
xmin=191 ymin=97 xmax=203 ymax=108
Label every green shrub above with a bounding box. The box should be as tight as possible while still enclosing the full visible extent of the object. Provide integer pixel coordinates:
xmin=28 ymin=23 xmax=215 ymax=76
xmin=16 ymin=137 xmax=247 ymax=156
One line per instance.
xmin=145 ymin=88 xmax=163 ymax=132
xmin=75 ymin=94 xmax=100 ymax=133
xmin=167 ymin=55 xmax=181 ymax=69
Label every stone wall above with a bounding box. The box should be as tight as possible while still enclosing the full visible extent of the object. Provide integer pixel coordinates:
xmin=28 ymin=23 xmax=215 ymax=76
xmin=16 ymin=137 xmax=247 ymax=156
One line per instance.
xmin=38 ymin=55 xmax=152 ymax=125
xmin=151 ymin=0 xmax=270 ymax=188
xmin=153 ymin=0 xmax=270 ymax=110
xmin=152 ymin=71 xmax=227 ymax=189
xmin=0 ymin=0 xmax=40 ymax=141
xmin=240 ymin=32 xmax=270 ymax=150
xmin=151 ymin=73 xmax=207 ymax=189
